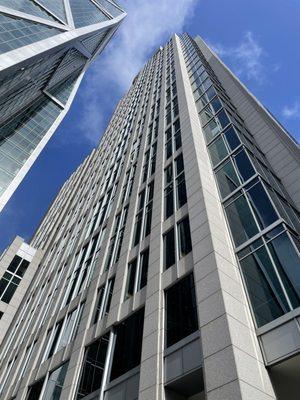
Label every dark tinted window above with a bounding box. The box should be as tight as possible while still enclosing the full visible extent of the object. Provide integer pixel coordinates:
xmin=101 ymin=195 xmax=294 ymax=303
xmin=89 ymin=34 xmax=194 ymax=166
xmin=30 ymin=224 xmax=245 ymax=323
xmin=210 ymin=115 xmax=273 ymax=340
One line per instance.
xmin=110 ymin=308 xmax=144 ymax=381
xmin=164 ymin=228 xmax=175 ymax=269
xmin=26 ymin=379 xmax=45 ymax=400
xmin=178 ymin=217 xmax=192 ymax=257
xmin=77 ymin=333 xmax=110 ymax=399
xmin=166 ymin=274 xmax=198 ymax=347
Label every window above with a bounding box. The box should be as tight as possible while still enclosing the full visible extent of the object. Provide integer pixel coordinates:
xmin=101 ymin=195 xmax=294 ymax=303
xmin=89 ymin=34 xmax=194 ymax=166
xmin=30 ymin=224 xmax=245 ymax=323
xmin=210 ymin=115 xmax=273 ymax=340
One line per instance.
xmin=163 ymin=217 xmax=192 ymax=270
xmin=76 ymin=333 xmax=110 ymax=399
xmin=105 ymin=207 xmax=128 ymax=270
xmin=164 ymin=154 xmax=187 ymax=220
xmin=164 ymin=165 xmax=174 ymax=219
xmin=208 ymin=125 xmax=241 ymax=167
xmin=165 ymin=274 xmax=198 ymax=347
xmin=19 ymin=341 xmax=37 ymax=379
xmin=203 ymin=109 xmax=230 ymax=143
xmin=42 ymin=362 xmax=69 ymax=400
xmin=178 ymin=217 xmax=192 ymax=257
xmin=225 ymin=180 xmax=278 ymax=247
xmin=0 ymin=356 xmax=18 ymax=395
xmin=165 ymin=119 xmax=182 ymax=160
xmin=44 ymin=320 xmax=63 ymax=360
xmin=0 ymin=272 xmax=20 ymax=304
xmin=238 ymin=226 xmax=300 ymax=327
xmin=110 ymin=308 xmax=145 ymax=381
xmin=124 ymin=249 xmax=149 ymax=300
xmin=175 ymin=154 xmax=187 ymax=209
xmin=57 ymin=304 xmax=84 ymax=351
xmin=93 ymin=277 xmax=115 ymax=324
xmin=199 ymin=97 xmax=222 ymax=125
xmin=7 ymin=255 xmax=29 ymax=277
xmin=0 ymin=255 xmax=30 ymax=304
xmin=26 ymin=379 xmax=45 ymax=400
xmin=132 ymin=182 xmax=154 ymax=247
xmin=164 ymin=228 xmax=175 ymax=269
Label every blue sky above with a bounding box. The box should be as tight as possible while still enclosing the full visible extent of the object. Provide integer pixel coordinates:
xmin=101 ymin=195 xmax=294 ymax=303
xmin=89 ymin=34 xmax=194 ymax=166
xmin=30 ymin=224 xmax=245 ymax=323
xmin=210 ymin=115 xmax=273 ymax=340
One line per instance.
xmin=0 ymin=0 xmax=299 ymax=253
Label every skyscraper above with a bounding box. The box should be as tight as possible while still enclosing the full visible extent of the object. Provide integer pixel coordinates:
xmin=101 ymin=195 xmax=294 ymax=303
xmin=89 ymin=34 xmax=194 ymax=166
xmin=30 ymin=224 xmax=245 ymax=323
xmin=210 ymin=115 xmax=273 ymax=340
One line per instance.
xmin=0 ymin=0 xmax=126 ymax=212
xmin=0 ymin=33 xmax=299 ymax=400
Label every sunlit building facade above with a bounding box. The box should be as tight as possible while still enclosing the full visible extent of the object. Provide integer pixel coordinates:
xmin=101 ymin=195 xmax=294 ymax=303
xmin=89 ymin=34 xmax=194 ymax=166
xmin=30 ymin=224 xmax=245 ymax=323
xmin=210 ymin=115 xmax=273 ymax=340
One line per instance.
xmin=0 ymin=33 xmax=299 ymax=400
xmin=0 ymin=0 xmax=125 ymax=211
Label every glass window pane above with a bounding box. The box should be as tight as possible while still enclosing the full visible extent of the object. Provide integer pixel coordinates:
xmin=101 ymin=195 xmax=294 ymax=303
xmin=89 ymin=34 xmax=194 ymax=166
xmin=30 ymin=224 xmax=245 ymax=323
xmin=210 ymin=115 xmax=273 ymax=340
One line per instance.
xmin=203 ymin=118 xmax=222 ymax=143
xmin=125 ymin=259 xmax=137 ymax=300
xmin=224 ymin=126 xmax=240 ymax=150
xmin=7 ymin=255 xmax=22 ymax=273
xmin=110 ymin=308 xmax=144 ymax=381
xmin=247 ymin=182 xmax=278 ymax=229
xmin=176 ymin=175 xmax=187 ymax=208
xmin=225 ymin=194 xmax=259 ymax=246
xmin=200 ymin=105 xmax=214 ymax=125
xmin=139 ymin=249 xmax=149 ymax=290
xmin=76 ymin=333 xmax=110 ymax=399
xmin=217 ymin=109 xmax=230 ymax=129
xmin=211 ymin=97 xmax=222 ymax=113
xmin=239 ymin=251 xmax=285 ymax=327
xmin=1 ymin=282 xmax=18 ymax=303
xmin=215 ymin=160 xmax=240 ymax=198
xmin=178 ymin=217 xmax=192 ymax=258
xmin=208 ymin=136 xmax=228 ymax=166
xmin=43 ymin=362 xmax=69 ymax=400
xmin=164 ymin=228 xmax=175 ymax=269
xmin=166 ymin=274 xmax=198 ymax=347
xmin=165 ymin=185 xmax=174 ymax=219
xmin=234 ymin=149 xmax=255 ymax=182
xmin=268 ymin=232 xmax=300 ymax=309
xmin=175 ymin=154 xmax=184 ymax=175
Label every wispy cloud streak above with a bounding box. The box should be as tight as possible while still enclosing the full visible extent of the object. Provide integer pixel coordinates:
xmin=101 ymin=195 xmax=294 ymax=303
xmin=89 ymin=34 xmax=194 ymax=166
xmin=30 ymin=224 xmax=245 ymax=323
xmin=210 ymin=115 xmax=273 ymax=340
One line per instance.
xmin=207 ymin=31 xmax=270 ymax=84
xmin=282 ymin=100 xmax=300 ymax=119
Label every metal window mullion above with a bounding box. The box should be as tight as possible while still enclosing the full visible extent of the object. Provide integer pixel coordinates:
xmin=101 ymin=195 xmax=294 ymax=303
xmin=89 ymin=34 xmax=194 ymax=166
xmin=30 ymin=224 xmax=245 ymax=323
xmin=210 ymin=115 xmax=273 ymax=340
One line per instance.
xmin=90 ymin=0 xmax=113 ymax=19
xmin=262 ymin=236 xmax=294 ymax=311
xmin=63 ymin=0 xmax=75 ymax=28
xmin=134 ymin=254 xmax=141 ymax=294
xmin=99 ymin=279 xmax=111 ymax=320
xmin=100 ymin=330 xmax=115 ymax=399
xmin=33 ymin=0 xmax=67 ymax=26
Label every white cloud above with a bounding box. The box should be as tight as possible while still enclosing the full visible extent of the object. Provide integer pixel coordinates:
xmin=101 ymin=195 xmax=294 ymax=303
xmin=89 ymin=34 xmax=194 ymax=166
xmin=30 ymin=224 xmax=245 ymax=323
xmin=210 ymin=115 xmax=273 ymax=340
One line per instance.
xmin=207 ymin=31 xmax=266 ymax=84
xmin=282 ymin=101 xmax=300 ymax=119
xmin=79 ymin=0 xmax=197 ymax=144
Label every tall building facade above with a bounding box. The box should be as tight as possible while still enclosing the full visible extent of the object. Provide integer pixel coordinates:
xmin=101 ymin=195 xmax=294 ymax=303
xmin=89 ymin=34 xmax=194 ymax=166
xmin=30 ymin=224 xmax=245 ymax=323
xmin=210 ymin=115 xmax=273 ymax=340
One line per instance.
xmin=0 ymin=0 xmax=126 ymax=212
xmin=0 ymin=33 xmax=299 ymax=400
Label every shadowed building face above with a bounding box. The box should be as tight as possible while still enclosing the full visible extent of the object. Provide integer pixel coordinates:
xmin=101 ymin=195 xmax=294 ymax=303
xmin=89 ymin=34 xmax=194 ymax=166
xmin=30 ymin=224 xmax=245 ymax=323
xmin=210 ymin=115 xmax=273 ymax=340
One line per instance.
xmin=0 ymin=0 xmax=126 ymax=212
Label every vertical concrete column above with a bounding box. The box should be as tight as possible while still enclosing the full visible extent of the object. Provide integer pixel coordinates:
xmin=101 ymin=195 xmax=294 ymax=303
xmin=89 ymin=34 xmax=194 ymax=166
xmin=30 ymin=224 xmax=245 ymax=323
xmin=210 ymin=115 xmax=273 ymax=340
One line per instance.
xmin=138 ymin=48 xmax=167 ymax=400
xmin=173 ymin=34 xmax=277 ymax=400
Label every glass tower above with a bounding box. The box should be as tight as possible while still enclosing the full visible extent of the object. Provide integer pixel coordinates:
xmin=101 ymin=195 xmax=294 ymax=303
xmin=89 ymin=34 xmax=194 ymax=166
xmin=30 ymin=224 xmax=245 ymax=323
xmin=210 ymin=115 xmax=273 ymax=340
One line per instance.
xmin=0 ymin=0 xmax=126 ymax=211
xmin=0 ymin=33 xmax=299 ymax=400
